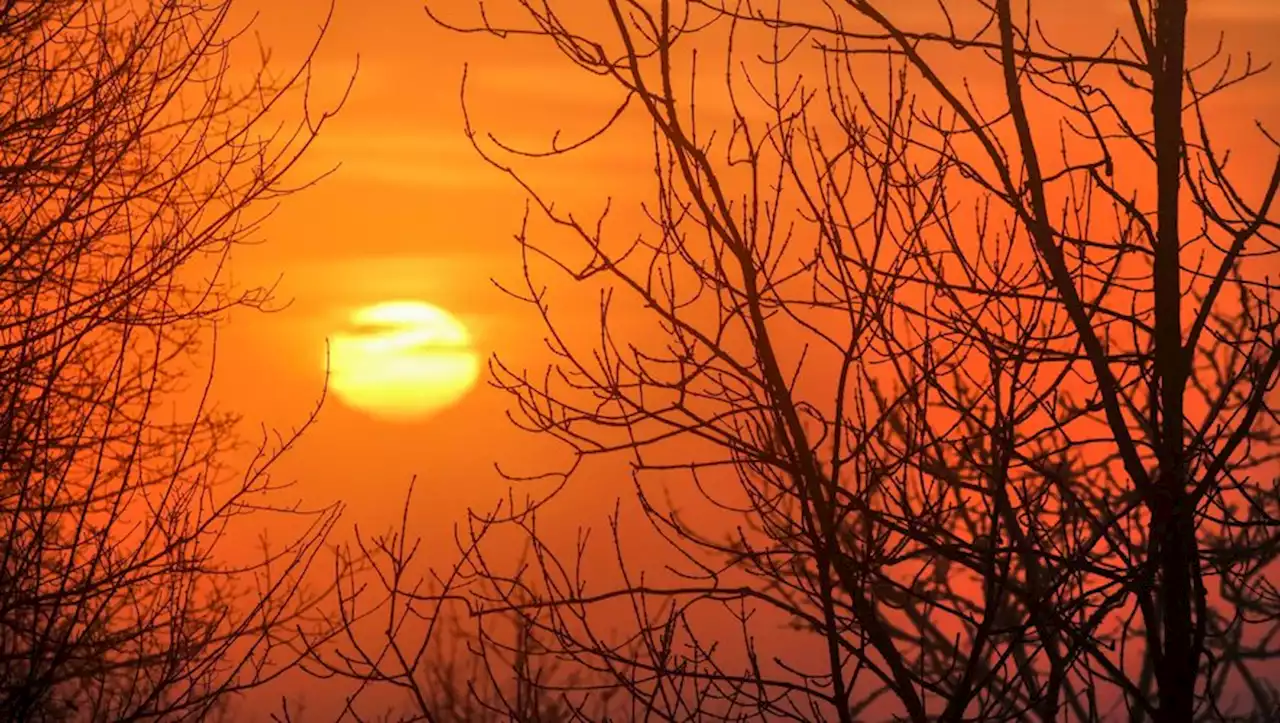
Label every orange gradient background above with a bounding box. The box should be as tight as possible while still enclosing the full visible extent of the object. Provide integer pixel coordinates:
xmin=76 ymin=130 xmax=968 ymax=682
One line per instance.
xmin=199 ymin=0 xmax=1280 ymax=716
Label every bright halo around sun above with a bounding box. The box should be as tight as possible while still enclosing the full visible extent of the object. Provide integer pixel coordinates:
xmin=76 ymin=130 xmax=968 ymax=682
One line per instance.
xmin=327 ymin=301 xmax=481 ymax=421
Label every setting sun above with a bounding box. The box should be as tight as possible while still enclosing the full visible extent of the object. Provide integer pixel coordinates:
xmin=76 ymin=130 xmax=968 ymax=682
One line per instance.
xmin=326 ymin=300 xmax=480 ymax=420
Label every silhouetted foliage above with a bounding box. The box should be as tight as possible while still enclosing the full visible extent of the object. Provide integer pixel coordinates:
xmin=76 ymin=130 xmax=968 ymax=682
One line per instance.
xmin=0 ymin=0 xmax=346 ymax=719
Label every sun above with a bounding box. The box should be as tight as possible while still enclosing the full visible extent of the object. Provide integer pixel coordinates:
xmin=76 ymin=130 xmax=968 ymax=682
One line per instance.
xmin=327 ymin=301 xmax=481 ymax=420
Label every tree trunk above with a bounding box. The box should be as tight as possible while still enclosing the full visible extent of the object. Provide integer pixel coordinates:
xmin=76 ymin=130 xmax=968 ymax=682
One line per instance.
xmin=1151 ymin=0 xmax=1195 ymax=720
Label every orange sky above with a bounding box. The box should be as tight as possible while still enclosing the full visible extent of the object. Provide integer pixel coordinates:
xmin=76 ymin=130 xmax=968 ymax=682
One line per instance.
xmin=209 ymin=0 xmax=1280 ymax=517
xmin=199 ymin=0 xmax=1280 ymax=716
xmin=213 ymin=1 xmax=565 ymax=521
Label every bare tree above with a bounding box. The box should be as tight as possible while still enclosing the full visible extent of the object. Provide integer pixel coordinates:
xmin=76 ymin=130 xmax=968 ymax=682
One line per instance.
xmin=0 ymin=0 xmax=347 ymax=719
xmin=403 ymin=0 xmax=1280 ymax=721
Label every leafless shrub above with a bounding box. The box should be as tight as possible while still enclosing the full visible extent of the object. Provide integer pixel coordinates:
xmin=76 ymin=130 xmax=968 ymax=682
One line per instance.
xmin=290 ymin=480 xmax=615 ymax=722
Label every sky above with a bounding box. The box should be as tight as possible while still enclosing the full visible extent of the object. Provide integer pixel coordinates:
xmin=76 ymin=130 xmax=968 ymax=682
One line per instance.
xmin=210 ymin=0 xmax=709 ymax=542
xmin=198 ymin=0 xmax=1280 ymax=716
xmin=209 ymin=0 xmax=1280 ymax=523
xmin=213 ymin=0 xmax=564 ymax=520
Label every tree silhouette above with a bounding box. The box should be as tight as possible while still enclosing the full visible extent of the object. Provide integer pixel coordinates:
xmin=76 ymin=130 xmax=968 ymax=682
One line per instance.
xmin=288 ymin=480 xmax=615 ymax=722
xmin=402 ymin=0 xmax=1280 ymax=721
xmin=0 ymin=0 xmax=346 ymax=719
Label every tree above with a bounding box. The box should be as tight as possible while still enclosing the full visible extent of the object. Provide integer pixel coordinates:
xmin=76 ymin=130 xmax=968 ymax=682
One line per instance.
xmin=0 ymin=0 xmax=346 ymax=719
xmin=416 ymin=0 xmax=1280 ymax=720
